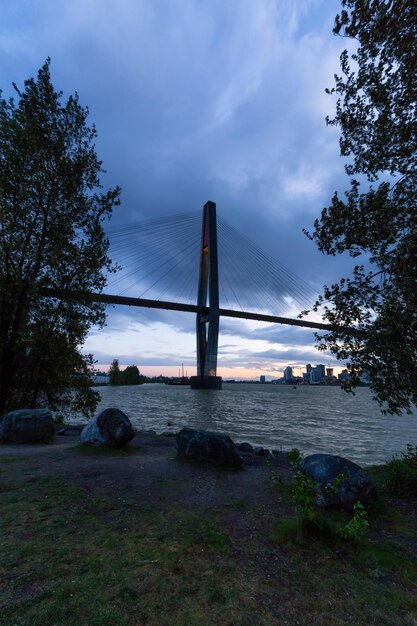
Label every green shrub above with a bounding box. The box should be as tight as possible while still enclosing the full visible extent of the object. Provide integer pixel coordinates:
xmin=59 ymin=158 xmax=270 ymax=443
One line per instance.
xmin=384 ymin=444 xmax=417 ymax=495
xmin=288 ymin=448 xmax=318 ymax=525
xmin=336 ymin=502 xmax=369 ymax=542
xmin=286 ymin=448 xmax=369 ymax=542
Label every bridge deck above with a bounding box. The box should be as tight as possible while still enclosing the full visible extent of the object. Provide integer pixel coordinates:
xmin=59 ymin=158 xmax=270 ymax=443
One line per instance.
xmin=40 ymin=289 xmax=331 ymax=331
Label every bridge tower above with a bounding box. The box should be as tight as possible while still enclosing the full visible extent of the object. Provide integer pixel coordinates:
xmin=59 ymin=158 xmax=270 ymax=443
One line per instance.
xmin=190 ymin=201 xmax=222 ymax=390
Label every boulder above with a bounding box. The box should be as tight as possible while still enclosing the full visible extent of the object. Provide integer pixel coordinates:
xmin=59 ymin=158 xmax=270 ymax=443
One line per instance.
xmin=254 ymin=446 xmax=270 ymax=456
xmin=300 ymin=453 xmax=377 ymax=509
xmin=0 ymin=409 xmax=54 ymax=443
xmin=237 ymin=442 xmax=254 ymax=453
xmin=176 ymin=427 xmax=243 ymax=469
xmin=80 ymin=408 xmax=135 ymax=448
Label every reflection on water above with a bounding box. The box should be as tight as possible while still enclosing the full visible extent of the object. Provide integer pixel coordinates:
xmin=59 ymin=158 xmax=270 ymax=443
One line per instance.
xmin=72 ymin=383 xmax=417 ymax=465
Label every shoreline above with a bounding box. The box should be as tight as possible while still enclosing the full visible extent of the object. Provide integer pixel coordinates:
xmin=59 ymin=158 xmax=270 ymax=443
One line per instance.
xmin=78 ymin=384 xmax=417 ymax=466
xmin=0 ymin=425 xmax=383 ymax=470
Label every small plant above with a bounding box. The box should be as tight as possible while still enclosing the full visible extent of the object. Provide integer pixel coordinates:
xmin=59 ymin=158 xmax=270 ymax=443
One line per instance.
xmin=384 ymin=444 xmax=417 ymax=496
xmin=324 ymin=473 xmax=346 ymax=495
xmin=287 ymin=450 xmax=369 ymax=541
xmin=336 ymin=502 xmax=369 ymax=542
xmin=54 ymin=413 xmax=65 ymax=426
xmin=291 ymin=470 xmax=318 ymax=524
xmin=287 ymin=447 xmax=302 ymax=469
xmin=288 ymin=448 xmax=318 ymax=525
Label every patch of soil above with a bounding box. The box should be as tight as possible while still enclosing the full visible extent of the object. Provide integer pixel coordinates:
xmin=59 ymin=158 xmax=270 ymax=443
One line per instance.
xmin=0 ymin=429 xmax=294 ymax=541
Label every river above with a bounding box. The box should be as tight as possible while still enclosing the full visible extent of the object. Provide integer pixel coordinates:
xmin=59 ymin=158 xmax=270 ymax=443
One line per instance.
xmin=72 ymin=383 xmax=417 ymax=465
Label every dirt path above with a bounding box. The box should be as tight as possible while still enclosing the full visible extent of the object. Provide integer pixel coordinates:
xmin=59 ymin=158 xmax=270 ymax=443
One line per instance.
xmin=0 ymin=428 xmax=293 ymax=521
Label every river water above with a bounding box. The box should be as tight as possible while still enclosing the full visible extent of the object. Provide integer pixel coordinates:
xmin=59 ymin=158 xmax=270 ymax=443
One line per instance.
xmin=73 ymin=383 xmax=417 ymax=465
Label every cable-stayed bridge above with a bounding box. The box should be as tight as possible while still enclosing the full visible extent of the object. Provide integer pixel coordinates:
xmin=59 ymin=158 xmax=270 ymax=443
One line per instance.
xmin=44 ymin=201 xmax=330 ymax=389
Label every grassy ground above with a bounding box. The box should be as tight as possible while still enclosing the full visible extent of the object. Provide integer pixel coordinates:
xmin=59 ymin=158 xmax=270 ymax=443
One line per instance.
xmin=1 ymin=444 xmax=417 ymax=625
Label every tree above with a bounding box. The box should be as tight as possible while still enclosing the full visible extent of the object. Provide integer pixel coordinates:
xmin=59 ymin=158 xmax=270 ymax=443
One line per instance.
xmin=122 ymin=365 xmax=142 ymax=385
xmin=0 ymin=60 xmax=120 ymax=416
xmin=108 ymin=359 xmax=123 ymax=386
xmin=108 ymin=361 xmax=144 ymax=385
xmin=306 ymin=0 xmax=416 ymax=414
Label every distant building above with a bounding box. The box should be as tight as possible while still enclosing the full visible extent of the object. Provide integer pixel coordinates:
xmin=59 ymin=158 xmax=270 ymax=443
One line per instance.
xmin=308 ymin=364 xmax=325 ymax=383
xmin=90 ymin=374 xmax=110 ymax=385
xmin=338 ymin=369 xmax=351 ymax=382
xmin=284 ymin=366 xmax=293 ymax=382
xmin=306 ymin=363 xmax=312 ymax=374
xmin=260 ymin=375 xmax=266 ymax=384
xmin=316 ymin=364 xmax=325 ymax=380
xmin=326 ymin=368 xmax=334 ymax=378
xmin=310 ymin=368 xmax=321 ymax=383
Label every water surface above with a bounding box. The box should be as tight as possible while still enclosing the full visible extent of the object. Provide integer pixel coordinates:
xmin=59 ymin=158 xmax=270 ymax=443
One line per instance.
xmin=73 ymin=383 xmax=417 ymax=465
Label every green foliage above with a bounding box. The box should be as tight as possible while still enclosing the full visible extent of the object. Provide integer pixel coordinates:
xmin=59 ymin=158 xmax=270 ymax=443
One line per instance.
xmin=108 ymin=359 xmax=144 ymax=385
xmin=122 ymin=364 xmax=141 ymax=385
xmin=305 ymin=0 xmax=417 ymax=414
xmin=271 ymin=519 xmax=300 ymax=544
xmin=288 ymin=448 xmax=318 ymax=525
xmin=384 ymin=444 xmax=417 ymax=495
xmin=202 ymin=524 xmax=231 ymax=552
xmin=287 ymin=447 xmax=302 ymax=469
xmin=326 ymin=472 xmax=347 ymax=494
xmin=291 ymin=468 xmax=318 ymax=525
xmin=336 ymin=502 xmax=369 ymax=542
xmin=287 ymin=448 xmax=369 ymax=542
xmin=230 ymin=498 xmax=249 ymax=511
xmin=0 ymin=60 xmax=120 ymax=416
xmin=108 ymin=359 xmax=123 ymax=386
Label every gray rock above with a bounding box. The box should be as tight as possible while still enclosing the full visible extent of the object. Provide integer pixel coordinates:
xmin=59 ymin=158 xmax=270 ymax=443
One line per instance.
xmin=80 ymin=408 xmax=135 ymax=448
xmin=0 ymin=409 xmax=54 ymax=443
xmin=300 ymin=453 xmax=377 ymax=509
xmin=176 ymin=427 xmax=243 ymax=469
xmin=254 ymin=446 xmax=270 ymax=456
xmin=237 ymin=442 xmax=254 ymax=453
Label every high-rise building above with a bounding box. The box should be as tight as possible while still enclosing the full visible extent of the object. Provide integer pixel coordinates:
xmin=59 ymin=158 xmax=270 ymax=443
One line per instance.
xmin=316 ymin=364 xmax=325 ymax=380
xmin=326 ymin=368 xmax=334 ymax=378
xmin=260 ymin=375 xmax=266 ymax=384
xmin=284 ymin=366 xmax=293 ymax=382
xmin=338 ymin=369 xmax=351 ymax=382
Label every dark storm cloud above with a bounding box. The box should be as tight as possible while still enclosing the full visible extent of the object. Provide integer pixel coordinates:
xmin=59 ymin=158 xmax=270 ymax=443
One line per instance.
xmin=96 ymin=353 xmax=196 ymax=369
xmin=250 ymin=324 xmax=319 ymax=346
xmin=1 ymin=0 xmax=355 ymax=370
xmin=249 ymin=347 xmax=332 ymax=365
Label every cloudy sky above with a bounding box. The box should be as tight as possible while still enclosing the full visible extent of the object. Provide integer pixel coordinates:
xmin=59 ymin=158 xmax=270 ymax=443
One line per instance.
xmin=1 ymin=0 xmax=358 ymax=379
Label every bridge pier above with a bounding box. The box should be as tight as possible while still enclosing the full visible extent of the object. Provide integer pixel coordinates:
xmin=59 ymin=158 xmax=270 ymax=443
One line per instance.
xmin=190 ymin=375 xmax=222 ymax=390
xmin=191 ymin=200 xmax=222 ymax=390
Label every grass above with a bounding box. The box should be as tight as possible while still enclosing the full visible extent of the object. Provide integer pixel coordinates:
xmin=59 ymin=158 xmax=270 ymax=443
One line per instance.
xmin=0 ymin=454 xmax=416 ymax=625
xmin=70 ymin=443 xmax=139 ymax=456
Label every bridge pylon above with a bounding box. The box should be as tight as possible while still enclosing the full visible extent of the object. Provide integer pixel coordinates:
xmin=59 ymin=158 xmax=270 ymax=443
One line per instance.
xmin=190 ymin=201 xmax=222 ymax=390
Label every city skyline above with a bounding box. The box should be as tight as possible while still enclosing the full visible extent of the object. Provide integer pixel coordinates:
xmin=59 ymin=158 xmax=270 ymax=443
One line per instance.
xmin=93 ymin=357 xmax=346 ymax=381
